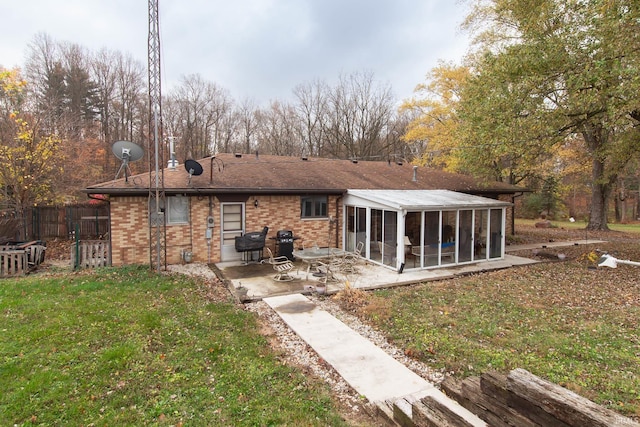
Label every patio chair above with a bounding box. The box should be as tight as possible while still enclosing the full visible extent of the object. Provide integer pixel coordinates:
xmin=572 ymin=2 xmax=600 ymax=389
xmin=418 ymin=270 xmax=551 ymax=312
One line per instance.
xmin=263 ymin=248 xmax=295 ymax=281
xmin=340 ymin=251 xmax=360 ymax=274
xmin=316 ymin=257 xmax=343 ymax=284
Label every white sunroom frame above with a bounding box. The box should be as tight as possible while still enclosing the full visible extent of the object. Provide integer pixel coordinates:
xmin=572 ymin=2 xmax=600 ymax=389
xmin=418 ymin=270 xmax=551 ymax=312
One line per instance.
xmin=342 ymin=189 xmax=511 ymax=272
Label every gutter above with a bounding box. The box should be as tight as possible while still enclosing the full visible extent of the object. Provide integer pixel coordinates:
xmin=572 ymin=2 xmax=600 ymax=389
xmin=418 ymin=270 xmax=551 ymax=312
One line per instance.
xmin=83 ymin=187 xmax=347 ymax=196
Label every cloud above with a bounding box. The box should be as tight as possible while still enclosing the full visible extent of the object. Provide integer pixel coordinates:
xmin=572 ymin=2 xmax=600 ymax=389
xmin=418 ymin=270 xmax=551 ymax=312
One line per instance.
xmin=1 ymin=0 xmax=469 ymax=105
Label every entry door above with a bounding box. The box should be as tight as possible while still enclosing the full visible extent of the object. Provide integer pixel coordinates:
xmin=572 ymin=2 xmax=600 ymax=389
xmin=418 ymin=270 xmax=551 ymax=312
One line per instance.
xmin=220 ymin=203 xmax=244 ymax=262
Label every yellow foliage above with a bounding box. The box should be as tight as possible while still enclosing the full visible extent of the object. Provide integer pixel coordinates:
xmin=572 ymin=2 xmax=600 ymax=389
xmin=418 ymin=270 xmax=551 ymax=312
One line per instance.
xmin=400 ymin=62 xmax=470 ymax=171
xmin=0 ymin=67 xmax=27 ymax=110
xmin=0 ymin=113 xmax=64 ymax=210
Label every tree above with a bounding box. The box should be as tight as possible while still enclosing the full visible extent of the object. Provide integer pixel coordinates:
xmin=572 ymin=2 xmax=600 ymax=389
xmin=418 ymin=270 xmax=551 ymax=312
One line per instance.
xmin=92 ymin=49 xmax=146 ymax=179
xmin=164 ymin=74 xmax=234 ymax=160
xmin=25 ymin=34 xmax=100 ymax=139
xmin=459 ymin=0 xmax=640 ymax=230
xmin=61 ymin=43 xmax=100 ymax=139
xmin=236 ymin=98 xmax=261 ymax=155
xmin=293 ymin=79 xmax=330 ymax=157
xmin=324 ymin=71 xmax=395 ymax=159
xmin=0 ymin=68 xmax=64 ymax=212
xmin=400 ymin=62 xmax=470 ymax=170
xmin=256 ymin=100 xmax=300 ymax=156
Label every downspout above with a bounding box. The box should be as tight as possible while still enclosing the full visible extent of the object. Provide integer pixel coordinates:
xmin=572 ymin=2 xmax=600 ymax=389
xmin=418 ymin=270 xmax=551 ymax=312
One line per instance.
xmin=207 ymin=195 xmax=214 ymax=263
xmin=335 ymin=195 xmax=342 ymax=248
xmin=188 ymin=194 xmax=194 ymax=259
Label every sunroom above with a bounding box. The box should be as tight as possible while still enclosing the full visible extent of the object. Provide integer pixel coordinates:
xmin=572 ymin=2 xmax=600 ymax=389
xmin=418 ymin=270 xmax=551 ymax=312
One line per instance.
xmin=343 ymin=189 xmax=511 ymax=271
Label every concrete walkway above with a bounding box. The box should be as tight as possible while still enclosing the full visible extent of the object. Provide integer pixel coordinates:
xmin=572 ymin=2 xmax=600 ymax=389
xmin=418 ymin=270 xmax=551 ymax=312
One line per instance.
xmin=263 ymin=293 xmax=485 ymax=424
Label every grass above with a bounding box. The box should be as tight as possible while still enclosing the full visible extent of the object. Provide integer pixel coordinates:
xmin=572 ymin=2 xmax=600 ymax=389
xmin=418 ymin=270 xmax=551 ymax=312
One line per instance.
xmin=0 ymin=266 xmax=351 ymax=426
xmin=515 ymin=217 xmax=640 ymax=234
xmin=338 ymin=229 xmax=640 ymax=419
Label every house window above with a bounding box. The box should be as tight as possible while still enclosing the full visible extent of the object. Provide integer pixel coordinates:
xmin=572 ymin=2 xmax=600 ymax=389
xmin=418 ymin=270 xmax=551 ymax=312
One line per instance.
xmin=167 ymin=196 xmax=189 ymax=224
xmin=301 ymin=196 xmax=327 ymax=218
xmin=148 ymin=196 xmax=189 ymax=225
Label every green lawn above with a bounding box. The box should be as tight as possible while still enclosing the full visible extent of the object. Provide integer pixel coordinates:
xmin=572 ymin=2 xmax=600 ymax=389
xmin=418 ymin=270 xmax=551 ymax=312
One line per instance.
xmin=0 ymin=266 xmax=350 ymax=426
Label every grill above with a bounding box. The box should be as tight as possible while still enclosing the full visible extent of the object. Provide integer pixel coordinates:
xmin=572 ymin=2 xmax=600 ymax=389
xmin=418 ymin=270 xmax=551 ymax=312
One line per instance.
xmin=235 ymin=226 xmax=268 ymax=262
xmin=274 ymin=230 xmax=299 ymax=260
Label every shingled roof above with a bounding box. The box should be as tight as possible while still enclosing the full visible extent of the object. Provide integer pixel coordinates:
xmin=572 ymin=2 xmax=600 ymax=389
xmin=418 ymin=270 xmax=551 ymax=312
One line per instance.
xmin=86 ymin=153 xmax=523 ymax=196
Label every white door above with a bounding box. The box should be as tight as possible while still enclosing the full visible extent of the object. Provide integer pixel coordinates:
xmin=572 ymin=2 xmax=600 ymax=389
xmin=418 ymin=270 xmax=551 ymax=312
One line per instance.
xmin=220 ymin=203 xmax=244 ymax=262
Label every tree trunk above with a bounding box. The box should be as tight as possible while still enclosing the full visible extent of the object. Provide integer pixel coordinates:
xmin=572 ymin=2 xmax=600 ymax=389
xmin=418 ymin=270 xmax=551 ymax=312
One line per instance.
xmin=587 ymin=156 xmax=611 ymax=231
xmin=582 ymin=124 xmax=612 ymax=231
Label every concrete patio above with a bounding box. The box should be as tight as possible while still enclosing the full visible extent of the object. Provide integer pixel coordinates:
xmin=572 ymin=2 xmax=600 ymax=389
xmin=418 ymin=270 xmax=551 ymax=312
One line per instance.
xmin=214 ymin=253 xmax=536 ymax=301
xmin=213 ymin=238 xmax=605 ymax=301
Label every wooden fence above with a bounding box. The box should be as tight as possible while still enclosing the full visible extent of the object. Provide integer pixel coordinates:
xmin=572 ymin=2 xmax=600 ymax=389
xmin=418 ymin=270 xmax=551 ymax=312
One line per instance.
xmin=0 ymin=242 xmax=46 ymax=277
xmin=71 ymin=240 xmax=111 ymax=269
xmin=0 ymin=204 xmax=109 ymax=242
xmin=0 ymin=249 xmax=28 ymax=277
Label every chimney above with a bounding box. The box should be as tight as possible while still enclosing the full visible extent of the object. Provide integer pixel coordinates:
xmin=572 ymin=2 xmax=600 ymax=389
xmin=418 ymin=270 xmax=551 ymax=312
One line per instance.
xmin=412 ymin=165 xmax=418 ymax=182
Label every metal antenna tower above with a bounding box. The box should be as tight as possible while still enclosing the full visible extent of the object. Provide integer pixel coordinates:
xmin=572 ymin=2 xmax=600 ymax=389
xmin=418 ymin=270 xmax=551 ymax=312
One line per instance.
xmin=148 ymin=0 xmax=166 ymax=272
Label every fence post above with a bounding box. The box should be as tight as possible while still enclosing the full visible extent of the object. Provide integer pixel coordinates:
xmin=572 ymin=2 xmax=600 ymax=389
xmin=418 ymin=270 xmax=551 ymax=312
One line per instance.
xmin=74 ymin=223 xmax=80 ymax=270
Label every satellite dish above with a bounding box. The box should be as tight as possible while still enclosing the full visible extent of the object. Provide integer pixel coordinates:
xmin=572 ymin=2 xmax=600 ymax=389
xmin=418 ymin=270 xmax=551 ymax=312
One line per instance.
xmin=112 ymin=140 xmax=144 ymax=182
xmin=185 ymin=159 xmax=203 ymax=176
xmin=113 ymin=140 xmax=144 ymax=161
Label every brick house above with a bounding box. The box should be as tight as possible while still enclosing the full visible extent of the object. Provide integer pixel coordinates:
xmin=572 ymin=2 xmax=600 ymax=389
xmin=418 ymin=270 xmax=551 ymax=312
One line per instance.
xmin=85 ymin=153 xmax=523 ymax=271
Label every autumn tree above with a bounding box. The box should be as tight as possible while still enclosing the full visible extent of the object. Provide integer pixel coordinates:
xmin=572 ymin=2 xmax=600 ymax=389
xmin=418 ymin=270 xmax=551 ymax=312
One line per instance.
xmin=400 ymin=62 xmax=469 ymax=170
xmin=459 ymin=0 xmax=640 ymax=230
xmin=0 ymin=68 xmax=64 ymax=212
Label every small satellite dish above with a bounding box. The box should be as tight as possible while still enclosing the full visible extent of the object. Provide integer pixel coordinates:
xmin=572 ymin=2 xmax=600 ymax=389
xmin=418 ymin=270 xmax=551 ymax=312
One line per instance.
xmin=112 ymin=140 xmax=144 ymax=182
xmin=185 ymin=159 xmax=203 ymax=176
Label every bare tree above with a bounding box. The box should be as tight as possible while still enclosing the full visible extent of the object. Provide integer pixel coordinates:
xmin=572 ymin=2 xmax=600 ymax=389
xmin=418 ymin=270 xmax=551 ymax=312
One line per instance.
xmin=293 ymin=79 xmax=330 ymax=157
xmin=235 ymin=98 xmax=261 ymax=154
xmin=24 ymin=33 xmax=65 ymax=133
xmin=256 ymin=100 xmax=301 ymax=156
xmin=164 ymin=74 xmax=234 ymax=160
xmin=92 ymin=48 xmax=117 ymax=174
xmin=112 ymin=53 xmax=146 ymax=144
xmin=92 ymin=49 xmax=146 ymax=178
xmin=323 ymin=71 xmax=395 ymax=159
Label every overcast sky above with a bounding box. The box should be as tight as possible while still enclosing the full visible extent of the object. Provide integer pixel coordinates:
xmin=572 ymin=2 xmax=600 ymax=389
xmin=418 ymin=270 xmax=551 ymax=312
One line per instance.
xmin=1 ymin=0 xmax=471 ymax=106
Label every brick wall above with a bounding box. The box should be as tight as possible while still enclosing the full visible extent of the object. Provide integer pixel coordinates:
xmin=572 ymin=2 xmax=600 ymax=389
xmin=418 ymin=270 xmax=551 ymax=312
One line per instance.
xmin=110 ymin=196 xmax=149 ymax=266
xmin=248 ymin=195 xmax=343 ymax=255
xmin=109 ymin=194 xmax=344 ymax=266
